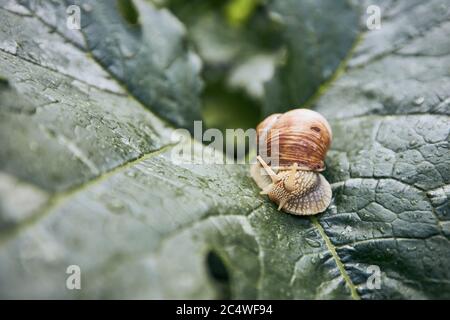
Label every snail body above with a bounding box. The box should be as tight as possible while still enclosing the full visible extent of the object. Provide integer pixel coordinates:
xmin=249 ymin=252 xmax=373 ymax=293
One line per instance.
xmin=251 ymin=109 xmax=332 ymax=215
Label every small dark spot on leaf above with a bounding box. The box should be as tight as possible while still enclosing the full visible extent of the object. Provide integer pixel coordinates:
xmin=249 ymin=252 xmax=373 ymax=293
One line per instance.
xmin=206 ymin=250 xmax=231 ymax=299
xmin=0 ymin=77 xmax=9 ymax=88
xmin=117 ymin=0 xmax=139 ymax=25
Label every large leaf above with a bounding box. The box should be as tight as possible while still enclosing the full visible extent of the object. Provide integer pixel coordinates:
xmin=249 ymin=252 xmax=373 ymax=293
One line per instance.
xmin=0 ymin=0 xmax=449 ymax=299
xmin=16 ymin=0 xmax=203 ymax=129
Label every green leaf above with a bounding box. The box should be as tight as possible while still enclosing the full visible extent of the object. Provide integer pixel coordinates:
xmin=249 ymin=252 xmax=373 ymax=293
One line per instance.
xmin=313 ymin=0 xmax=450 ymax=299
xmin=263 ymin=0 xmax=360 ymax=115
xmin=0 ymin=0 xmax=449 ymax=300
xmin=0 ymin=2 xmax=174 ymax=191
xmin=18 ymin=0 xmax=203 ymax=129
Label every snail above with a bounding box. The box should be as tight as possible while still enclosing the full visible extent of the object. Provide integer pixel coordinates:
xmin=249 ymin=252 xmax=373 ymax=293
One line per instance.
xmin=250 ymin=109 xmax=332 ymax=215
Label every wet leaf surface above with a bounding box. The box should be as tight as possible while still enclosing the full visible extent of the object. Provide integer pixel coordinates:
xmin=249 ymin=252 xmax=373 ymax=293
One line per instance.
xmin=0 ymin=0 xmax=449 ymax=299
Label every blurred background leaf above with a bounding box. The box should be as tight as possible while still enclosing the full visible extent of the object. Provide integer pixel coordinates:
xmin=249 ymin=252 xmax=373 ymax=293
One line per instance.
xmin=161 ymin=0 xmax=359 ymax=156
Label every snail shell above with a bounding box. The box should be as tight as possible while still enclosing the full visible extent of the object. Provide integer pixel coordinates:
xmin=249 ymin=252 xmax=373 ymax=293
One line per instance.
xmin=251 ymin=109 xmax=332 ymax=216
xmin=257 ymin=109 xmax=332 ymax=171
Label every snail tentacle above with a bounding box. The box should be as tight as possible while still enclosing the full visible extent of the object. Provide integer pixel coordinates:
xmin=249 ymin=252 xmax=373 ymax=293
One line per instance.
xmin=277 ymin=198 xmax=287 ymax=211
xmin=256 ymin=155 xmax=281 ymax=183
xmin=284 ymin=163 xmax=298 ymax=192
